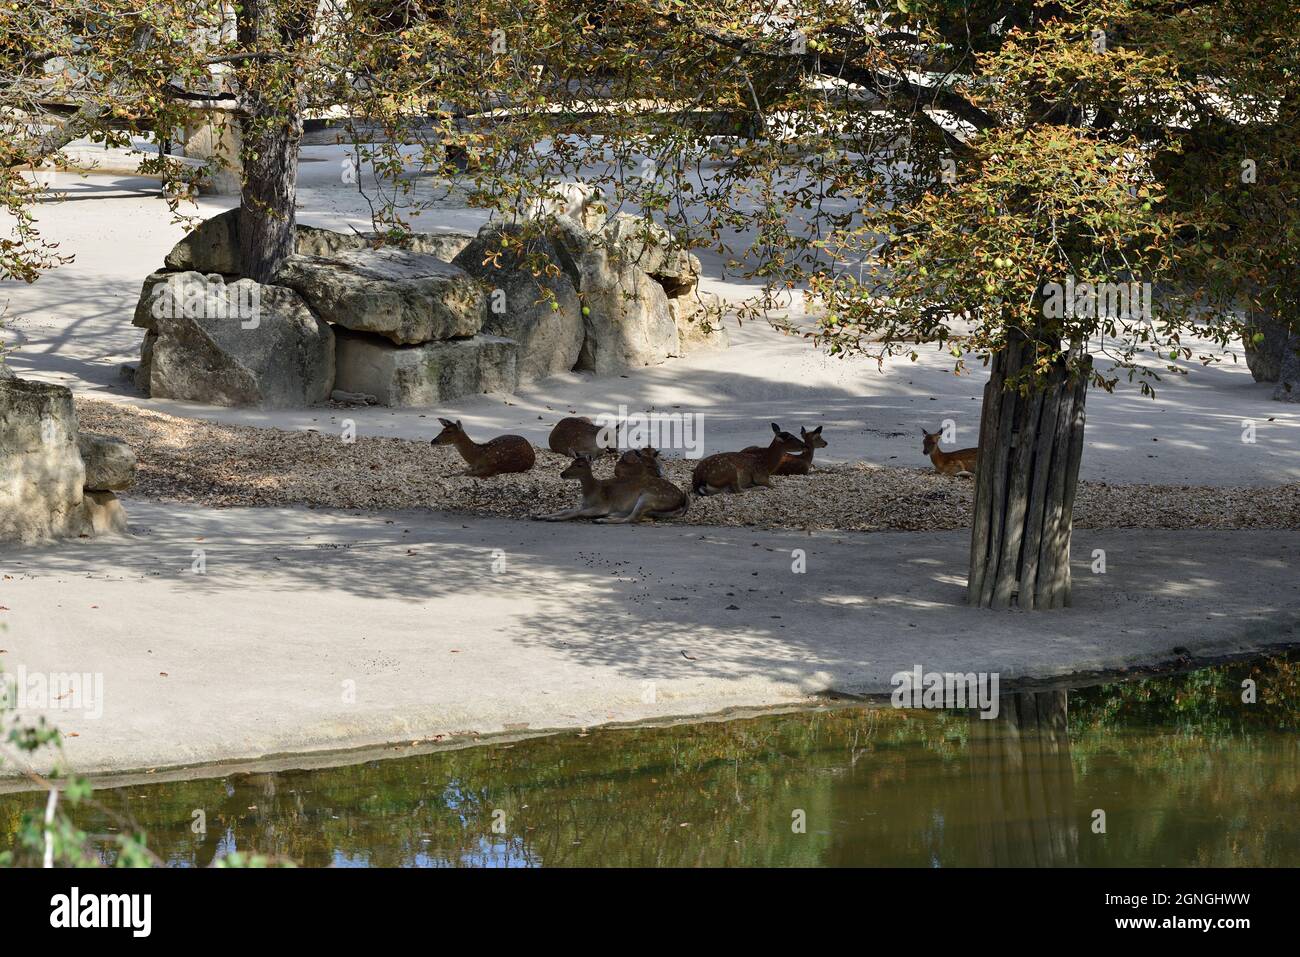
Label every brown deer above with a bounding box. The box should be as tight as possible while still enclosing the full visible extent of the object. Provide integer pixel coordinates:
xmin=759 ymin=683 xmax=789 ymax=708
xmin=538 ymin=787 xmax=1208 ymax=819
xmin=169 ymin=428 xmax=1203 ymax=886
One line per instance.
xmin=921 ymin=428 xmax=978 ymax=476
xmin=548 ymin=416 xmax=616 ymax=457
xmin=432 ymin=418 xmax=536 ymax=477
xmin=692 ymin=423 xmax=806 ymax=495
xmin=538 ymin=452 xmax=689 ymax=523
xmin=614 ymin=446 xmax=665 ymax=479
xmin=742 ymin=425 xmax=827 ymax=476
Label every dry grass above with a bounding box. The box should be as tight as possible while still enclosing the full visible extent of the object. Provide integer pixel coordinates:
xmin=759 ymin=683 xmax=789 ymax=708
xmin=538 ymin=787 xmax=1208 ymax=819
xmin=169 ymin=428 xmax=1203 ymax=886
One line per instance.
xmin=76 ymin=398 xmax=1300 ymax=532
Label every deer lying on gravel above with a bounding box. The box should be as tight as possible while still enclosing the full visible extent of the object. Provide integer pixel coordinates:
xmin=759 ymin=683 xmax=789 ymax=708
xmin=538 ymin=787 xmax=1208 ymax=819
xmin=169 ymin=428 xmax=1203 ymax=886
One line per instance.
xmin=742 ymin=425 xmax=827 ymax=475
xmin=538 ymin=451 xmax=689 ymax=523
xmin=614 ymin=446 xmax=664 ymax=479
xmin=432 ymin=418 xmax=536 ymax=477
xmin=548 ymin=416 xmax=615 ymax=457
xmin=692 ymin=423 xmax=806 ymax=495
xmin=921 ymin=428 xmax=978 ymax=476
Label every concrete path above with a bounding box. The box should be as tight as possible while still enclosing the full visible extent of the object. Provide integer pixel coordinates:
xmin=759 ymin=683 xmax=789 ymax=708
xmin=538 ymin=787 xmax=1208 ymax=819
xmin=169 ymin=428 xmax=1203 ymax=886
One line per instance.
xmin=1 ymin=501 xmax=1296 ymax=778
xmin=3 ymin=166 xmax=1300 ymax=486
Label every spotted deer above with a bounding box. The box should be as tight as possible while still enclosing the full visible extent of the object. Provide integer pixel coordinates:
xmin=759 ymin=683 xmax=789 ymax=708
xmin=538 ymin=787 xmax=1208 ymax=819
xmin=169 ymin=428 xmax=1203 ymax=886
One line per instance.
xmin=921 ymin=428 xmax=978 ymax=476
xmin=743 ymin=425 xmax=827 ymax=476
xmin=538 ymin=452 xmax=688 ymax=523
xmin=547 ymin=416 xmax=616 ymax=457
xmin=432 ymin=418 xmax=536 ymax=477
xmin=692 ymin=423 xmax=805 ymax=495
xmin=614 ymin=446 xmax=665 ymax=479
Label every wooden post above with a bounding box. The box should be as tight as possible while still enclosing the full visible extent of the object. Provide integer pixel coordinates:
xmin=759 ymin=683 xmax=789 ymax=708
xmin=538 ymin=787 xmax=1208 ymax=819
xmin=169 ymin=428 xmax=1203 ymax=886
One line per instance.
xmin=968 ymin=340 xmax=1090 ymax=610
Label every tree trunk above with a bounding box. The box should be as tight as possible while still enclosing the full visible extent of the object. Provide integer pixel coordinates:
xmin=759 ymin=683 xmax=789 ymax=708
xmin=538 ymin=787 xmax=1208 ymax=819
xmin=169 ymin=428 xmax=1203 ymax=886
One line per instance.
xmin=235 ymin=0 xmax=308 ymax=284
xmin=237 ymin=114 xmax=302 ymax=283
xmin=968 ymin=338 xmax=1090 ymax=610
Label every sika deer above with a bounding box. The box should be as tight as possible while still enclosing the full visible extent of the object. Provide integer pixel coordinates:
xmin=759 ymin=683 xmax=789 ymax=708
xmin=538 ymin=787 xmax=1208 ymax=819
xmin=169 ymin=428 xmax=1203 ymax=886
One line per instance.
xmin=614 ymin=446 xmax=665 ymax=479
xmin=547 ymin=416 xmax=616 ymax=457
xmin=538 ymin=452 xmax=688 ymax=523
xmin=432 ymin=418 xmax=536 ymax=477
xmin=743 ymin=425 xmax=827 ymax=476
xmin=691 ymin=423 xmax=805 ymax=495
xmin=921 ymin=428 xmax=978 ymax=476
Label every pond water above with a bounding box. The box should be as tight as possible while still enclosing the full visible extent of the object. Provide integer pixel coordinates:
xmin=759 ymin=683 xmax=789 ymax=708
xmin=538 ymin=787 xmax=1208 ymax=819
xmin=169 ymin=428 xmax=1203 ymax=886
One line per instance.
xmin=2 ymin=653 xmax=1298 ymax=867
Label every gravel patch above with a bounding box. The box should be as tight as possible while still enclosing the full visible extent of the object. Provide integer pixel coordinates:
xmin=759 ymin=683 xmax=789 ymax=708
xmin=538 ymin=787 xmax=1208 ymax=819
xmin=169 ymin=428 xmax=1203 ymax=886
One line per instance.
xmin=76 ymin=398 xmax=1300 ymax=532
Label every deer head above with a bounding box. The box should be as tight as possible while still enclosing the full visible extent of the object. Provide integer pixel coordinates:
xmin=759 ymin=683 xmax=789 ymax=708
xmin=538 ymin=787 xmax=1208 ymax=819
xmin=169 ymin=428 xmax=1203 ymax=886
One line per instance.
xmin=800 ymin=425 xmax=827 ymax=450
xmin=431 ymin=418 xmax=466 ymax=447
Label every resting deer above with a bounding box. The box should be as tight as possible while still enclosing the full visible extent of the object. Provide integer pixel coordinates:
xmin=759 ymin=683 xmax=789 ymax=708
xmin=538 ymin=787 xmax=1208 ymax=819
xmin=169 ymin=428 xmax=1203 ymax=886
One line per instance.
xmin=921 ymin=428 xmax=978 ymax=476
xmin=692 ymin=423 xmax=805 ymax=495
xmin=743 ymin=425 xmax=827 ymax=476
xmin=538 ymin=452 xmax=688 ymax=523
xmin=547 ymin=416 xmax=616 ymax=457
xmin=614 ymin=446 xmax=664 ymax=479
xmin=432 ymin=418 xmax=536 ymax=477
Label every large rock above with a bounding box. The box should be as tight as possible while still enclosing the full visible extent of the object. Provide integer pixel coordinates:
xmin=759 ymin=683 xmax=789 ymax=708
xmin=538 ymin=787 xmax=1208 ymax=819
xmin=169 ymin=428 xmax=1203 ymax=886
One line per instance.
xmin=0 ymin=378 xmax=87 ymax=542
xmin=145 ymin=273 xmax=335 ymax=408
xmin=1245 ymin=309 xmax=1290 ymax=383
xmin=164 ymin=208 xmax=242 ymax=274
xmin=275 ymin=247 xmax=485 ymax=345
xmin=670 ymin=292 xmax=730 ymax=355
xmin=601 ymin=213 xmax=702 ymax=296
xmin=453 ymin=224 xmax=584 ymax=382
xmin=1273 ymin=331 xmax=1300 ymax=403
xmin=549 ymin=219 xmax=680 ymax=375
xmin=78 ymin=431 xmax=137 ymax=491
xmin=333 ymin=328 xmax=518 ymax=407
xmin=296 ymin=225 xmax=474 ymax=263
xmin=163 ymin=209 xmax=475 ymax=275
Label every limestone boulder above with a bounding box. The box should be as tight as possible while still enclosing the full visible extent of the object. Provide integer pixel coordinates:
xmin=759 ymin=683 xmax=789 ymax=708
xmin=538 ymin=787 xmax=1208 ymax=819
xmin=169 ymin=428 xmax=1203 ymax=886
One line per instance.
xmin=295 ymin=225 xmax=474 ymax=263
xmin=274 ymin=247 xmax=485 ymax=345
xmin=670 ymin=292 xmax=730 ymax=355
xmin=164 ymin=208 xmax=242 ymax=274
xmin=144 ymin=273 xmax=335 ymax=408
xmin=0 ymin=378 xmax=87 ymax=543
xmin=601 ymin=213 xmax=702 ymax=296
xmin=549 ymin=218 xmax=680 ymax=375
xmin=78 ymin=431 xmax=138 ymax=491
xmin=333 ymin=328 xmax=518 ymax=407
xmin=453 ymin=224 xmax=584 ymax=382
xmin=163 ymin=208 xmax=475 ymax=275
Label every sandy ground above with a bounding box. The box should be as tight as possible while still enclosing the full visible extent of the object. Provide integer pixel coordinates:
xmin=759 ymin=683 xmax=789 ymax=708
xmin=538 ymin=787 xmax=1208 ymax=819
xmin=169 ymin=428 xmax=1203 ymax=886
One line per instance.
xmin=2 ymin=162 xmax=1299 ymax=487
xmin=1 ymin=501 xmax=1297 ymax=779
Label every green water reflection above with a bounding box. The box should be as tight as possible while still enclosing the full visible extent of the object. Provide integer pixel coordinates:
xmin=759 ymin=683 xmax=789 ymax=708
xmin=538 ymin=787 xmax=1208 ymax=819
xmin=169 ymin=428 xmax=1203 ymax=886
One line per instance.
xmin=2 ymin=653 xmax=1298 ymax=867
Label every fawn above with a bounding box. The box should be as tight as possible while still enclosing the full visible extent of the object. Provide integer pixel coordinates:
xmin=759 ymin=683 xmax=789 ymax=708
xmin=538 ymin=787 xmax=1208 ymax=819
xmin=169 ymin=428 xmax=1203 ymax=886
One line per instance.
xmin=921 ymin=428 xmax=978 ymax=476
xmin=743 ymin=425 xmax=827 ymax=476
xmin=692 ymin=423 xmax=806 ymax=495
xmin=614 ymin=446 xmax=665 ymax=479
xmin=538 ymin=452 xmax=689 ymax=523
xmin=432 ymin=418 xmax=536 ymax=477
xmin=548 ymin=416 xmax=616 ymax=457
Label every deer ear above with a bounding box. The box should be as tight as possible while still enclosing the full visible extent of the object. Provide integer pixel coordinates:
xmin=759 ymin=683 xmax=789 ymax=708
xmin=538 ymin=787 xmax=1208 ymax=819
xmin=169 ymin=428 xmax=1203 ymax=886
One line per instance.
xmin=456 ymin=420 xmax=464 ymax=430
xmin=812 ymin=426 xmax=823 ymax=436
xmin=771 ymin=422 xmax=780 ymax=434
xmin=438 ymin=417 xmax=452 ymax=427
